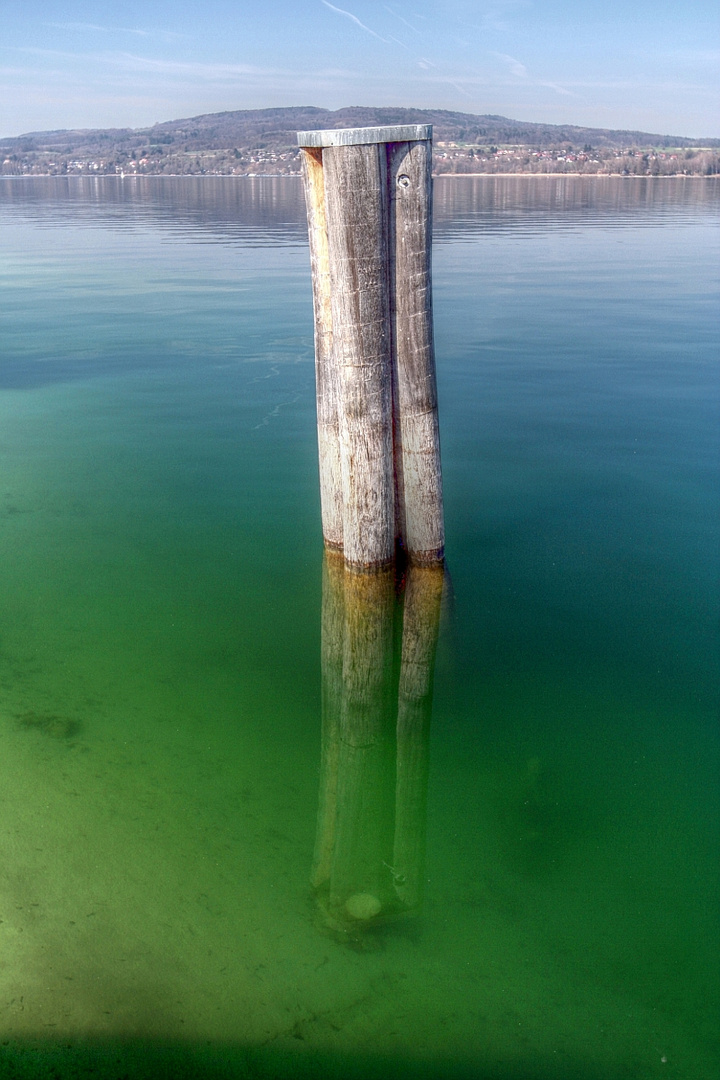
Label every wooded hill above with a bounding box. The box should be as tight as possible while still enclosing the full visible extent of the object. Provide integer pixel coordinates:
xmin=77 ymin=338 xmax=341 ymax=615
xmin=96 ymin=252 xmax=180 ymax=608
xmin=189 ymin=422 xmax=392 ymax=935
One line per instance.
xmin=3 ymin=106 xmax=718 ymax=176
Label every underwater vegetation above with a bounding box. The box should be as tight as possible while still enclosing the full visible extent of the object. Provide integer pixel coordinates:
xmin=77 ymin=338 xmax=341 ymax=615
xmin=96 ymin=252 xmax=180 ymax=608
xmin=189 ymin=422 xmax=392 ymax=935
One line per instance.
xmin=14 ymin=711 xmax=82 ymax=741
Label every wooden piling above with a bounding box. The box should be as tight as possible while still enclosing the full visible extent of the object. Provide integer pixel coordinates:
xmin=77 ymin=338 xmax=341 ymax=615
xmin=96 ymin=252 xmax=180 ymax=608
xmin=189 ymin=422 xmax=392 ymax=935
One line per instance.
xmin=298 ymin=125 xmax=444 ymax=571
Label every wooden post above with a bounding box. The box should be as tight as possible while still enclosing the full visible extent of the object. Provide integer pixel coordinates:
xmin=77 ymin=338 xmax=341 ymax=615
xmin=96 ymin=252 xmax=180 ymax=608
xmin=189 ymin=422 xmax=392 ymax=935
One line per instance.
xmin=298 ymin=125 xmax=444 ymax=571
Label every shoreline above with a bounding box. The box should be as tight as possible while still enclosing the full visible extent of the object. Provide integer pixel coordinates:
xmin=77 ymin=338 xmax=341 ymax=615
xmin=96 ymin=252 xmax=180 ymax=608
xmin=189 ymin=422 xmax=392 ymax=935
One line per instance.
xmin=1 ymin=171 xmax=717 ymax=180
xmin=434 ymin=171 xmax=717 ymax=178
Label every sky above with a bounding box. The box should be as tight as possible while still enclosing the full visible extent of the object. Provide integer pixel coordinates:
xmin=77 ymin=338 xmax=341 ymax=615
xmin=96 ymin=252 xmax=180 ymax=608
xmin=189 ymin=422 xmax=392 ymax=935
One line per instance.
xmin=2 ymin=1 xmax=718 ymax=139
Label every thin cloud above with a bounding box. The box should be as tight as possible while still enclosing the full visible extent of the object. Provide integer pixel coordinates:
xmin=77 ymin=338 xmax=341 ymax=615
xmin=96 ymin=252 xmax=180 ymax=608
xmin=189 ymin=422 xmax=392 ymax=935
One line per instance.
xmin=47 ymin=22 xmax=143 ymax=34
xmin=46 ymin=22 xmax=188 ymax=41
xmin=116 ymin=55 xmax=287 ymax=80
xmin=5 ymin=47 xmax=289 ymax=85
xmin=565 ymin=78 xmax=712 ymax=92
xmin=321 ymin=2 xmax=391 ymax=44
xmin=9 ymin=45 xmax=98 ymax=61
xmin=660 ymin=47 xmax=720 ymax=69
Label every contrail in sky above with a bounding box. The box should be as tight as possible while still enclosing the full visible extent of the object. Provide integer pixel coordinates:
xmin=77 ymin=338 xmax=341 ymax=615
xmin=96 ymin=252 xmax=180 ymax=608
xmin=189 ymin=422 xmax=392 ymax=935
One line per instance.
xmin=384 ymin=6 xmax=421 ymax=35
xmin=495 ymin=53 xmax=528 ymax=79
xmin=321 ymin=2 xmax=390 ymax=44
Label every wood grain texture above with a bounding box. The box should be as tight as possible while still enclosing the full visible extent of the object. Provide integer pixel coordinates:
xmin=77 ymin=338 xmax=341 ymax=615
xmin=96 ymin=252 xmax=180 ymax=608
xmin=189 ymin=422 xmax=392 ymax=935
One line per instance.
xmin=388 ymin=140 xmax=445 ymax=565
xmin=322 ymin=143 xmax=395 ymax=570
xmin=300 ymin=147 xmax=343 ymax=550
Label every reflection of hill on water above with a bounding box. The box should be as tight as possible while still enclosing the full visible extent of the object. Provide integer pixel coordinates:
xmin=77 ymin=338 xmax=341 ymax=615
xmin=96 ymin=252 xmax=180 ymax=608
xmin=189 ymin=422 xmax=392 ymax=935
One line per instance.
xmin=432 ymin=174 xmax=720 ymax=239
xmin=0 ymin=175 xmax=309 ymax=246
xmin=1 ymin=174 xmax=717 ymax=248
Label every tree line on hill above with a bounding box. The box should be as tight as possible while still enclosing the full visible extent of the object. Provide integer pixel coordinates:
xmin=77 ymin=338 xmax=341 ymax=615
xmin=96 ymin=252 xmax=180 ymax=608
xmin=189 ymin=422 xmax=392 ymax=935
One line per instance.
xmin=2 ymin=106 xmax=718 ymax=177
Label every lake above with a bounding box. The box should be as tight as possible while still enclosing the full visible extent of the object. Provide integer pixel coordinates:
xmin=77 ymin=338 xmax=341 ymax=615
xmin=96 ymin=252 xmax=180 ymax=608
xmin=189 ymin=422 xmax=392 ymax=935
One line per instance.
xmin=0 ymin=174 xmax=718 ymax=1080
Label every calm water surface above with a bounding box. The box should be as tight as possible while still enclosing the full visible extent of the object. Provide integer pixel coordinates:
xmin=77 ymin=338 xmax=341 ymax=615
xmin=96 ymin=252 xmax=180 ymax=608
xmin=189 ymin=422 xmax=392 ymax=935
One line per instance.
xmin=0 ymin=175 xmax=718 ymax=1079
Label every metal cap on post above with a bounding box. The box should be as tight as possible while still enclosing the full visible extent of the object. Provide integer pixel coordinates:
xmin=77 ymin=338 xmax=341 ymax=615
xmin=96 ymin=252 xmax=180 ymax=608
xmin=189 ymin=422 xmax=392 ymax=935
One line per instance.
xmin=297 ymin=125 xmax=432 ymax=148
xmin=298 ymin=124 xmax=444 ymax=572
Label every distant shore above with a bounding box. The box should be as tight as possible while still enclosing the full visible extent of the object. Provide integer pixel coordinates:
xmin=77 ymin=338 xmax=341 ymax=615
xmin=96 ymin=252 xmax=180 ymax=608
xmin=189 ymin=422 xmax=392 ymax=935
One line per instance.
xmin=433 ymin=171 xmax=717 ymax=178
xmin=2 ymin=170 xmax=718 ymax=180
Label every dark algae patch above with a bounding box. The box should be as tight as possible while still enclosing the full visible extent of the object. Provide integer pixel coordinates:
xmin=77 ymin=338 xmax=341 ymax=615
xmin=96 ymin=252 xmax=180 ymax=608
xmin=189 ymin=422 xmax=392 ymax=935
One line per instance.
xmin=14 ymin=711 xmax=82 ymax=741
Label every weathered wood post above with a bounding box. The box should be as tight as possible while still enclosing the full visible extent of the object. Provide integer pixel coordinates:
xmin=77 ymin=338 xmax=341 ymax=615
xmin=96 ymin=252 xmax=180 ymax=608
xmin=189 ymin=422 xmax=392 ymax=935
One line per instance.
xmin=298 ymin=125 xmax=444 ymax=571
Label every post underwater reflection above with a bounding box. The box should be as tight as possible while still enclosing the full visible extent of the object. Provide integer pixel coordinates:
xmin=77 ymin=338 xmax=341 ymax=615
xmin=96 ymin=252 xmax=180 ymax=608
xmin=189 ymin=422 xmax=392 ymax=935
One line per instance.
xmin=312 ymin=553 xmax=444 ymax=942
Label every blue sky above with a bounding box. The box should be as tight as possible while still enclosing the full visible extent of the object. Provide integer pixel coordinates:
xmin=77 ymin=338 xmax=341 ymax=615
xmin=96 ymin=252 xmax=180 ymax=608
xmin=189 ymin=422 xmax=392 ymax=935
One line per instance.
xmin=2 ymin=1 xmax=718 ymax=138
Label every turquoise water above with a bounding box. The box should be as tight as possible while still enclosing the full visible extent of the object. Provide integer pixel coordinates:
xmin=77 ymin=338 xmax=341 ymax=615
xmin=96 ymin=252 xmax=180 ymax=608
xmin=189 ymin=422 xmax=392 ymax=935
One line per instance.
xmin=0 ymin=175 xmax=718 ymax=1079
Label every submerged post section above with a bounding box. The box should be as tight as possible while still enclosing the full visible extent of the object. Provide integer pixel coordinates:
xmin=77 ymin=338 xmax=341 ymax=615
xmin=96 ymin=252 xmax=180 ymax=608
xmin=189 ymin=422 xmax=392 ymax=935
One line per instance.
xmin=298 ymin=125 xmax=444 ymax=571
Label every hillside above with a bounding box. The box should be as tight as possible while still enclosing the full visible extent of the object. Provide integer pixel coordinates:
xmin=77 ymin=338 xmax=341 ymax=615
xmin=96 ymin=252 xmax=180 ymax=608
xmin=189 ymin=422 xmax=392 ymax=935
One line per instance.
xmin=2 ymin=106 xmax=718 ymax=177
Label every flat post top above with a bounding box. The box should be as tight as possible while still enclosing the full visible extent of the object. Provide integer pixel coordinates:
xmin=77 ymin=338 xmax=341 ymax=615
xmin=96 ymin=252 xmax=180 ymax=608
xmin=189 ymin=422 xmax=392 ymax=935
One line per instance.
xmin=297 ymin=124 xmax=432 ymax=148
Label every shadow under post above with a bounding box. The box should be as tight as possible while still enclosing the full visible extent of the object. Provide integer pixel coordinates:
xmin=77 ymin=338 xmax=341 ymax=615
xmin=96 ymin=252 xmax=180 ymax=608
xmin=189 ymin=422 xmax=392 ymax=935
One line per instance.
xmin=312 ymin=553 xmax=445 ymax=943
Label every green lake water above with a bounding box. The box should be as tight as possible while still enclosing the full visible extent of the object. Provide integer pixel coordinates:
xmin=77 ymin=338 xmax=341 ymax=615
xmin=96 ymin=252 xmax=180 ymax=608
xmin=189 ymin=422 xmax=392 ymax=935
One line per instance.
xmin=0 ymin=175 xmax=718 ymax=1079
